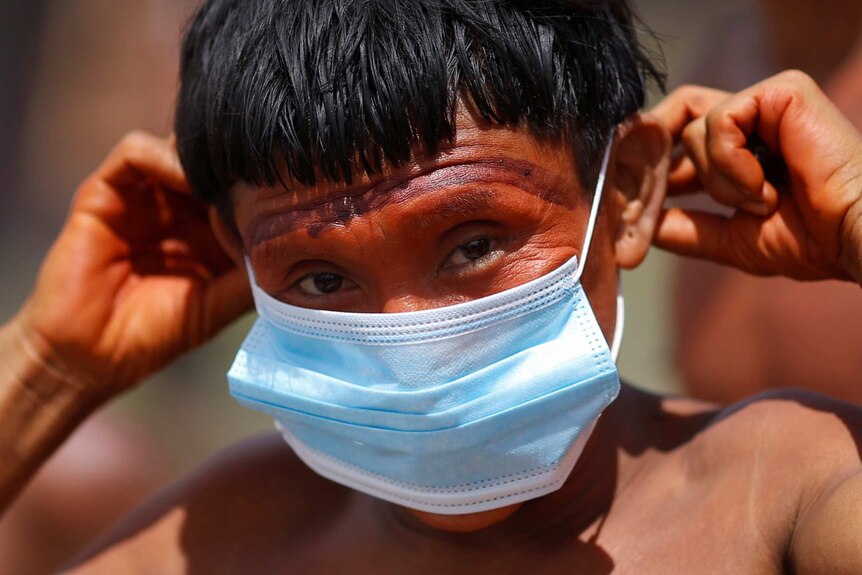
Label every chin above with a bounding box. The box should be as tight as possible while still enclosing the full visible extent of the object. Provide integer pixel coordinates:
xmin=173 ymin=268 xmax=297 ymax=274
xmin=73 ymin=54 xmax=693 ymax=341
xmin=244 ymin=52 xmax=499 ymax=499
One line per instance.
xmin=406 ymin=503 xmax=523 ymax=532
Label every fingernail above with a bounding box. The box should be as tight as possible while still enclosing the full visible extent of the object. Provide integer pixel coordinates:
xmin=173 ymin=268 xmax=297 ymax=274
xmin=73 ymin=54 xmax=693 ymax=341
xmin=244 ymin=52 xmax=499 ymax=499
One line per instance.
xmin=739 ymin=201 xmax=770 ymax=216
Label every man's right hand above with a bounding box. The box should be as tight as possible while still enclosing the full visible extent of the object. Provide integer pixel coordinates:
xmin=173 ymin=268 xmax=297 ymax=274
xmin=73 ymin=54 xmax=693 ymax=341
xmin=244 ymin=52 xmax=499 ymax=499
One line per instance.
xmin=14 ymin=132 xmax=253 ymax=404
xmin=651 ymin=71 xmax=862 ymax=286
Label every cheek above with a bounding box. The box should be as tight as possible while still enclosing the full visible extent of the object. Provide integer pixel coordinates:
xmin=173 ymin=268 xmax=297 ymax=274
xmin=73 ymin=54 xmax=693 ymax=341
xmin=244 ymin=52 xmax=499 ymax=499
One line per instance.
xmin=491 ymin=214 xmax=587 ymax=291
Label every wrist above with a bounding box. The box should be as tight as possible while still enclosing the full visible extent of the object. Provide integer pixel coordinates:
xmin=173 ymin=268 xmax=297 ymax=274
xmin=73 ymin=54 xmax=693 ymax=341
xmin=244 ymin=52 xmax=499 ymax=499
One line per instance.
xmin=0 ymin=314 xmax=102 ymax=512
xmin=1 ymin=312 xmax=103 ymax=414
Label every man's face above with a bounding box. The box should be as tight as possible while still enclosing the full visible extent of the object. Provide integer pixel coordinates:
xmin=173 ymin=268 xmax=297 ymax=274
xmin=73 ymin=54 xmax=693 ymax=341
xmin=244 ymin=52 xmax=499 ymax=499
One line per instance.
xmin=229 ymin=111 xmax=624 ymax=344
xmin=217 ymin=108 xmax=670 ymax=531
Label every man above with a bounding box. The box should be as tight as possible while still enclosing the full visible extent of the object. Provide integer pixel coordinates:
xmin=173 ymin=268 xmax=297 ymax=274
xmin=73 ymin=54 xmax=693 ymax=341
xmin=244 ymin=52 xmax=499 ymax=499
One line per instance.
xmin=0 ymin=1 xmax=860 ymax=572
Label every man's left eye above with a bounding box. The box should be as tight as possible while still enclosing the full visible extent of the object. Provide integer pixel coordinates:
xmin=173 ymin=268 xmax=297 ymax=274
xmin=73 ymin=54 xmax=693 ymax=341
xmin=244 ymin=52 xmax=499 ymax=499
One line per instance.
xmin=297 ymin=272 xmax=354 ymax=296
xmin=445 ymin=238 xmax=496 ymax=268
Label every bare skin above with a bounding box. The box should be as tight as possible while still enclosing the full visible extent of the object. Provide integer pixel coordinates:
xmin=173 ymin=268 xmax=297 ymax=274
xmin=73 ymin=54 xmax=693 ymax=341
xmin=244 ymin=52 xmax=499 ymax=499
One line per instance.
xmin=0 ymin=133 xmax=253 ymax=514
xmin=674 ymin=2 xmax=862 ymax=404
xmin=50 ymin=72 xmax=862 ymax=573
xmin=62 ymin=388 xmax=862 ymax=575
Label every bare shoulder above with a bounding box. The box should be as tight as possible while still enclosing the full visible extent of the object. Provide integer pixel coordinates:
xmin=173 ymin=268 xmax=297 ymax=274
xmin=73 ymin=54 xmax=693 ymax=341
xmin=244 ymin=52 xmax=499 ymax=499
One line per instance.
xmin=685 ymin=390 xmax=862 ymax=574
xmin=677 ymin=390 xmax=862 ymax=488
xmin=728 ymin=391 xmax=862 ymax=575
xmin=64 ymin=433 xmax=354 ymax=574
xmin=712 ymin=390 xmax=862 ymax=467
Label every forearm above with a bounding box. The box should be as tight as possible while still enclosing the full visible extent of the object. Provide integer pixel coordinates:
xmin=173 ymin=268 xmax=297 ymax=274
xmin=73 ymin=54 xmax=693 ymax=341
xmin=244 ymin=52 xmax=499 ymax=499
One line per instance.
xmin=0 ymin=315 xmax=100 ymax=515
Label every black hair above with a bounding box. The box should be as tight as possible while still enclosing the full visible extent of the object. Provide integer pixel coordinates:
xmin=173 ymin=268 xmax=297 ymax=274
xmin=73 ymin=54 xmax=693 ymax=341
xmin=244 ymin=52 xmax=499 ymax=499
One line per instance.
xmin=175 ymin=0 xmax=664 ymax=209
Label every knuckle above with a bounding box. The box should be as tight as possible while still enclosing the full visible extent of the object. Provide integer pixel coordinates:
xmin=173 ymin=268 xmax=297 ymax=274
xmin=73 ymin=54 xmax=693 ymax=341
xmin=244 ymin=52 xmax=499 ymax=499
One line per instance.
xmin=72 ymin=175 xmax=106 ymax=208
xmin=676 ymin=85 xmax=706 ymax=108
xmin=663 ymin=84 xmax=701 ymax=110
xmin=681 ymin=118 xmax=704 ymax=146
xmin=704 ymin=108 xmax=738 ymax=155
xmin=674 ymin=84 xmax=699 ymax=99
xmin=705 ymin=115 xmax=727 ymax=150
xmin=73 ymin=175 xmax=96 ymax=199
xmin=704 ymin=98 xmax=734 ymax=129
xmin=777 ymin=69 xmax=819 ymax=93
xmin=704 ymin=107 xmax=721 ymax=133
xmin=118 ymin=130 xmax=156 ymax=155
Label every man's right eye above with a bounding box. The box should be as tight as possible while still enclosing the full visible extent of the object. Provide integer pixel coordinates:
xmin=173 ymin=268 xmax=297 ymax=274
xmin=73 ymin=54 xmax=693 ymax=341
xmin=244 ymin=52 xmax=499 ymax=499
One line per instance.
xmin=298 ymin=272 xmax=348 ymax=296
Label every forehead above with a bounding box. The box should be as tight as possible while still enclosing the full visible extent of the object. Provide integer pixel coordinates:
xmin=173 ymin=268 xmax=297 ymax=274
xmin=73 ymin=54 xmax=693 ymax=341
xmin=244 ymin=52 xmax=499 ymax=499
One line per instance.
xmin=230 ymin=113 xmax=585 ymax=248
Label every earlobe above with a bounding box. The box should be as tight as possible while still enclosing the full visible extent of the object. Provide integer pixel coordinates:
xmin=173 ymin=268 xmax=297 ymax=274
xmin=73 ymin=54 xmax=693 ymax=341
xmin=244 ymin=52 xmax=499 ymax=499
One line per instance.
xmin=609 ymin=114 xmax=672 ymax=270
xmin=209 ymin=207 xmax=246 ymax=268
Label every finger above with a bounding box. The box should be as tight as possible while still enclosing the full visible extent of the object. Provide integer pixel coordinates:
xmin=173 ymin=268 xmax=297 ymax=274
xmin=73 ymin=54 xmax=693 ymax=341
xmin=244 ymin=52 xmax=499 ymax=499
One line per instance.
xmin=156 ymin=221 xmax=235 ymax=276
xmin=703 ymin=73 xmax=855 ymax=217
xmin=667 ymin=155 xmax=703 ymax=196
xmin=97 ymin=131 xmax=191 ymax=194
xmin=650 ymin=85 xmax=730 ymax=142
xmin=681 ymin=118 xmax=747 ymax=206
xmin=128 ymin=251 xmax=223 ymax=282
xmin=86 ymin=180 xmax=211 ymax=239
xmin=736 ymin=71 xmax=832 ymax=153
xmin=151 ymin=181 xmax=211 ymax=223
xmin=204 ymin=267 xmax=254 ymax=336
xmin=681 ymin=117 xmax=772 ymax=216
xmin=653 ymin=207 xmax=736 ymax=267
xmin=702 ymin=95 xmax=770 ymax=205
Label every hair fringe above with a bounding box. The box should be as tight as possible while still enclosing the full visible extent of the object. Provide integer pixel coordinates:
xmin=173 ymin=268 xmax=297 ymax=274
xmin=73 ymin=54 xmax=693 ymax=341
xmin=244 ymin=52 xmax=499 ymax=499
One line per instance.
xmin=175 ymin=0 xmax=665 ymax=207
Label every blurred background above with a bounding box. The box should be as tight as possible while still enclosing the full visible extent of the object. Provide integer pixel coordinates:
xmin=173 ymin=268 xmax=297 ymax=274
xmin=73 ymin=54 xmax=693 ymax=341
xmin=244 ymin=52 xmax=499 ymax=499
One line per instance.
xmin=1 ymin=0 xmax=861 ymax=572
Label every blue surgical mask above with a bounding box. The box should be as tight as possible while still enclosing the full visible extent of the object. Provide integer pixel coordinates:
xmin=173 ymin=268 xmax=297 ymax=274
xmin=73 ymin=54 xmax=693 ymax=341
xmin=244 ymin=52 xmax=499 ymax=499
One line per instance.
xmin=228 ymin=138 xmax=622 ymax=515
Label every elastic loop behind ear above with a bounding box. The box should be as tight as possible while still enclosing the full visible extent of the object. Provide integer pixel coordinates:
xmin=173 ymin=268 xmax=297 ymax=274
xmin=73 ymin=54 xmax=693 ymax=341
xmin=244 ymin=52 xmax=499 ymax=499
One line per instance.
xmin=575 ymin=129 xmax=616 ymax=280
xmin=611 ymin=272 xmax=624 ymax=361
xmin=244 ymin=256 xmax=257 ymax=284
xmin=244 ymin=257 xmax=271 ymax=313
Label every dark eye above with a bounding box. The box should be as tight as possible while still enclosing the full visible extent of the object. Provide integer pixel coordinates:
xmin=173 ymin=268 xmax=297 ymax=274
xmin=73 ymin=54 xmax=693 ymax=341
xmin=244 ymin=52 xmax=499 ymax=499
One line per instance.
xmin=298 ymin=272 xmax=346 ymax=296
xmin=446 ymin=238 xmax=496 ymax=268
xmin=461 ymin=239 xmax=491 ymax=261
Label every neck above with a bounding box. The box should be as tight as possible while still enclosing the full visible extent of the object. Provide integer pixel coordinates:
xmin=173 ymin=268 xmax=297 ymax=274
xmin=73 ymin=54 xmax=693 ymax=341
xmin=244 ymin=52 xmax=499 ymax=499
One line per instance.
xmin=388 ymin=384 xmax=656 ymax=543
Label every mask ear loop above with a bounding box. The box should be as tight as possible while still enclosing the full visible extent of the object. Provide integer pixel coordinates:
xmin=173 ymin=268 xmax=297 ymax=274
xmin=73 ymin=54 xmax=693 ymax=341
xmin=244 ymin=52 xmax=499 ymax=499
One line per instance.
xmin=575 ymin=133 xmax=614 ymax=280
xmin=243 ymin=258 xmax=282 ymax=322
xmin=576 ymin=129 xmax=625 ymax=362
xmin=611 ymin=285 xmax=624 ymax=361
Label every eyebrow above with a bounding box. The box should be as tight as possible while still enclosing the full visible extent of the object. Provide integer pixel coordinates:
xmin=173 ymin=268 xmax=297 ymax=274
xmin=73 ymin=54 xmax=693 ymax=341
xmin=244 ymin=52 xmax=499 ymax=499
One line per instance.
xmin=245 ymin=158 xmax=574 ymax=245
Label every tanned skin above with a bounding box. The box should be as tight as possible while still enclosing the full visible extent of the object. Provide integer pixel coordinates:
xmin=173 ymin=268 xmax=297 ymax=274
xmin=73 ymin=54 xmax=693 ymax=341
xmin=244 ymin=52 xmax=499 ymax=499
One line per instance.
xmin=1 ymin=72 xmax=859 ymax=573
xmin=674 ymin=0 xmax=862 ymax=405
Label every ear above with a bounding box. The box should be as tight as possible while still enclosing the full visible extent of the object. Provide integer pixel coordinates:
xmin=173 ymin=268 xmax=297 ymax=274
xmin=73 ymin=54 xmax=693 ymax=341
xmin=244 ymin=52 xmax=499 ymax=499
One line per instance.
xmin=607 ymin=113 xmax=672 ymax=270
xmin=209 ymin=207 xmax=246 ymax=268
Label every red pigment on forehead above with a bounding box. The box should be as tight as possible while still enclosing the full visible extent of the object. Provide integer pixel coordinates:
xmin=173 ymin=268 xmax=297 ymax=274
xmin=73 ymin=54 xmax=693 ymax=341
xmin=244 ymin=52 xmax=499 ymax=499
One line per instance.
xmin=246 ymin=158 xmax=574 ymax=244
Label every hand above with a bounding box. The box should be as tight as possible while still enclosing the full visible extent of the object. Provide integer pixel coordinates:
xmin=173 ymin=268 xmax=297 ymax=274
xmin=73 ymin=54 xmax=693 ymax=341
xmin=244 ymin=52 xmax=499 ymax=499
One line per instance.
xmin=651 ymin=70 xmax=862 ymax=284
xmin=15 ymin=132 xmax=252 ymax=403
